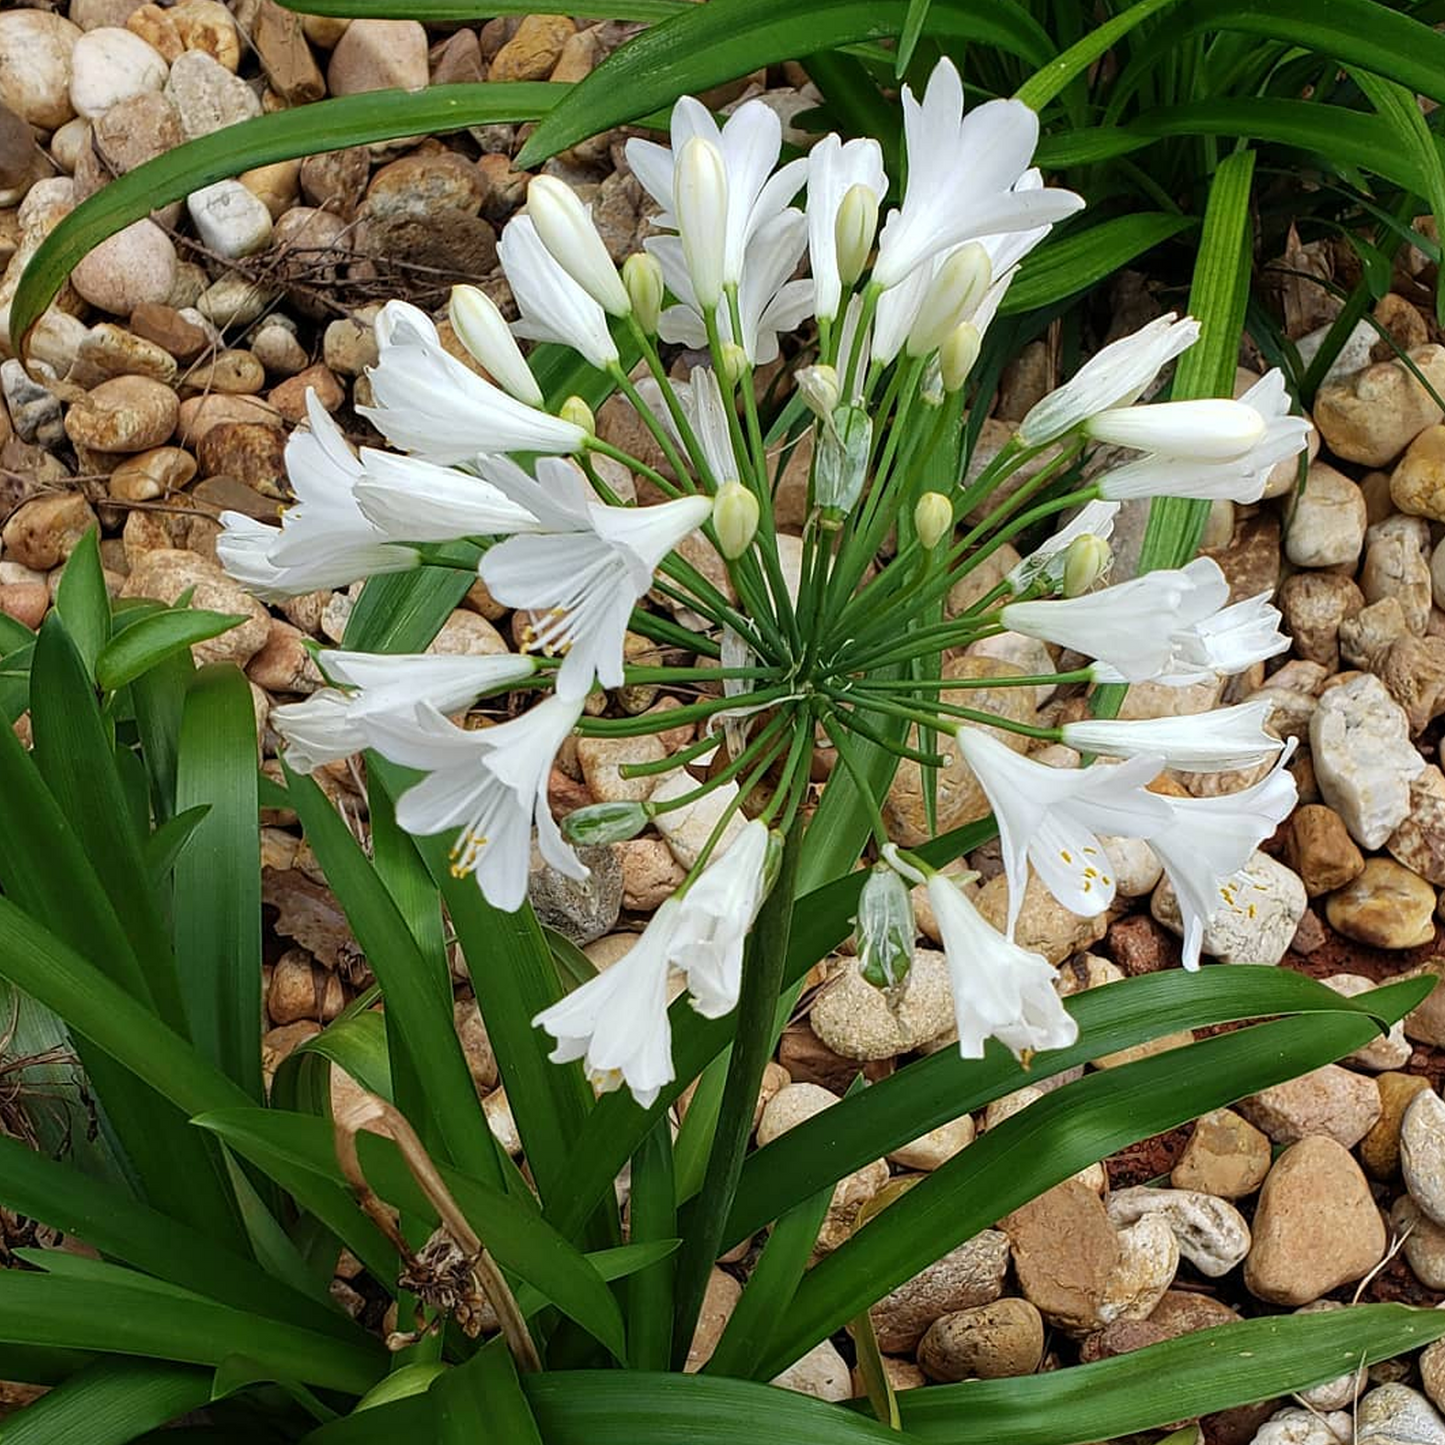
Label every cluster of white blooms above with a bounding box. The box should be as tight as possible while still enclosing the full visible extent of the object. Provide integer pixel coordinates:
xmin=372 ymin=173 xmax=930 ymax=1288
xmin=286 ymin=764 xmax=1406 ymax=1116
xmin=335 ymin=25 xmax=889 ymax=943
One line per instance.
xmin=218 ymin=60 xmax=1310 ymax=1107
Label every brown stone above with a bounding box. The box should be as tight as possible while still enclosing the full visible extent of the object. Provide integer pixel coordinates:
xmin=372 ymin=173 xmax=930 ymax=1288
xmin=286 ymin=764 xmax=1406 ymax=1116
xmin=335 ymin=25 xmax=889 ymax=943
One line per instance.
xmin=177 ymin=392 xmax=282 ymax=445
xmin=1170 ymin=1107 xmax=1272 ymax=1199
xmin=489 ymin=13 xmax=574 ymax=81
xmin=2 ymin=493 xmax=98 ymax=571
xmin=918 ymin=1299 xmax=1044 ymax=1382
xmin=1278 ymin=572 xmax=1364 ymax=671
xmin=63 ymin=374 xmax=178 ymax=454
xmin=266 ymin=948 xmax=345 ymax=1025
xmin=251 ymin=0 xmax=325 ymax=103
xmin=1325 ymin=856 xmax=1437 ymax=950
xmin=108 ymin=445 xmax=196 ymax=502
xmin=268 ymin=363 xmax=344 ymax=423
xmin=197 ymin=422 xmax=287 ymax=492
xmin=1285 ymin=803 xmax=1365 ymax=896
xmin=129 ymin=302 xmax=209 ymax=361
xmin=1002 ymin=1179 xmax=1119 ymax=1332
xmin=182 ymin=349 xmax=265 ymax=396
xmin=1361 ymin=1072 xmax=1433 ymax=1178
xmin=1106 ymin=913 xmax=1178 ymax=974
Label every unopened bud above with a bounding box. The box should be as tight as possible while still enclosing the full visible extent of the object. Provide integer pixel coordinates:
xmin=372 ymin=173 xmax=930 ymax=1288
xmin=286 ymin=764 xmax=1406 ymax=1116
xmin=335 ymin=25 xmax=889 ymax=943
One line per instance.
xmin=835 ymin=183 xmax=880 ymax=290
xmin=914 ymin=491 xmax=952 ymax=550
xmin=560 ymin=395 xmax=596 ymax=436
xmin=796 ymin=364 xmax=840 ymax=420
xmin=713 ymin=479 xmax=760 ymax=559
xmin=718 ymin=342 xmax=749 ymax=390
xmin=856 ymin=864 xmax=915 ymax=993
xmin=622 ymin=252 xmax=664 ymax=336
xmin=816 ymin=403 xmax=872 ymax=526
xmin=940 ymin=321 xmax=982 ymax=393
xmin=1061 ymin=533 xmax=1112 ymax=596
xmin=562 ymin=801 xmax=649 ymax=845
xmin=906 ymin=244 xmax=992 ymax=358
xmin=675 ymin=136 xmax=728 ymax=308
xmin=527 ymin=175 xmax=631 ymax=316
xmin=448 ymin=284 xmax=543 ymax=407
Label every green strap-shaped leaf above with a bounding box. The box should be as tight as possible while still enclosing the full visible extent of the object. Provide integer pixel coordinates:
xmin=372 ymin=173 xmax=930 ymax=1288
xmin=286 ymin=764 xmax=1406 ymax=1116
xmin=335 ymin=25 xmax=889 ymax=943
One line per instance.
xmin=174 ymin=665 xmax=263 ymax=1101
xmin=11 ymin=83 xmax=563 ymax=350
xmin=52 ymin=528 xmax=110 ymax=679
xmin=0 ymin=1358 xmax=213 ymax=1445
xmin=94 ymin=610 xmax=245 ymax=692
xmin=1014 ymin=0 xmax=1183 ymax=109
xmin=759 ymin=979 xmax=1427 ymax=1375
xmin=431 ymin=1338 xmax=546 ymax=1444
xmin=517 ymin=0 xmax=1054 ymax=165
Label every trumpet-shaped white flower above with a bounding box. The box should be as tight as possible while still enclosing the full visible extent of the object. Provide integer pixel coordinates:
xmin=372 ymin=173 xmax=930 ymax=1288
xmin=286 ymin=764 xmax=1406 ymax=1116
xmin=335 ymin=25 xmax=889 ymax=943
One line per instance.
xmin=361 ymin=692 xmax=587 ymax=912
xmin=671 ymin=820 xmax=774 ymax=1018
xmin=448 ymin=284 xmax=543 ymax=406
xmin=649 ymin=209 xmax=813 ymax=364
xmin=352 ymin=448 xmax=540 ymax=542
xmin=1006 ymin=499 xmax=1120 ymax=593
xmin=953 ymin=728 xmax=1172 ymax=936
xmin=273 ymin=651 xmax=538 ymax=774
xmin=532 ymin=899 xmax=682 ymax=1107
xmin=526 ymin=175 xmax=631 ymax=317
xmin=362 ymin=301 xmax=586 ymax=465
xmin=216 ymin=392 xmax=418 ymax=601
xmin=872 ymin=60 xmax=1083 ymax=290
xmin=1147 ymin=744 xmax=1299 ymax=969
xmin=926 ymin=873 xmax=1078 ymax=1060
xmin=1062 ymin=700 xmax=1284 ymax=773
xmin=476 ymin=458 xmax=713 ymax=698
xmin=1086 ymin=398 xmax=1266 ymax=460
xmin=1090 ymin=589 xmax=1290 ymax=686
xmin=499 ymin=216 xmax=618 ymax=371
xmin=1018 ymin=313 xmax=1201 ymax=447
xmin=1097 ymin=371 xmax=1312 ymax=505
xmin=807 ymin=134 xmax=887 ymax=322
xmin=627 ymin=95 xmax=808 ymax=295
xmin=1002 ymin=556 xmax=1231 ymax=683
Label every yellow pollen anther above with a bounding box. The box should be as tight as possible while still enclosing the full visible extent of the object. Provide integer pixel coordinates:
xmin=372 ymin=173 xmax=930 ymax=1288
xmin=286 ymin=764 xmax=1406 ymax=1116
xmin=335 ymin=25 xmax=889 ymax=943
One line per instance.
xmin=1060 ymin=850 xmax=1073 ymax=864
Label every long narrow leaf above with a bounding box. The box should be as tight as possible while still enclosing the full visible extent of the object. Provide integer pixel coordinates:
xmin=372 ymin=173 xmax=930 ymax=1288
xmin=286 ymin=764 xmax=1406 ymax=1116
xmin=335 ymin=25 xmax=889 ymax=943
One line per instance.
xmin=0 ymin=1358 xmax=212 ymax=1445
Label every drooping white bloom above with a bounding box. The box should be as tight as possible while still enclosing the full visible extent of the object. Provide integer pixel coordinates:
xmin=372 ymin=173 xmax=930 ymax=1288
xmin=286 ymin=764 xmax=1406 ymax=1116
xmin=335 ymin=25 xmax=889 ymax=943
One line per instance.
xmin=635 ymin=366 xmax=739 ymax=487
xmin=1018 ymin=313 xmax=1201 ymax=447
xmin=1006 ymin=499 xmax=1120 ymax=593
xmin=953 ymin=728 xmax=1172 ymax=936
xmin=671 ymin=820 xmax=773 ymax=1018
xmin=352 ymin=448 xmax=541 ymax=542
xmin=273 ymin=651 xmax=538 ymax=774
xmin=649 ymin=209 xmax=813 ymax=364
xmin=498 ymin=216 xmax=618 ymax=371
xmin=1085 ymin=398 xmax=1266 ymax=460
xmin=1097 ymin=371 xmax=1312 ymax=505
xmin=806 ymin=134 xmax=887 ymax=322
xmin=532 ymin=899 xmax=682 ymax=1107
xmin=1002 ymin=556 xmax=1230 ymax=683
xmin=477 ymin=458 xmax=713 ymax=698
xmin=526 ymin=175 xmax=631 ymax=317
xmin=1147 ymin=744 xmax=1299 ymax=969
xmin=872 ymin=59 xmax=1083 ymax=290
xmin=1091 ymin=588 xmax=1290 ymax=686
xmin=216 ymin=392 xmax=418 ymax=601
xmin=448 ymin=284 xmax=543 ymax=406
xmin=361 ymin=692 xmax=587 ymax=912
xmin=926 ymin=873 xmax=1078 ymax=1060
xmin=362 ymin=301 xmax=586 ymax=464
xmin=627 ymin=95 xmax=808 ymax=294
xmin=1062 ymin=700 xmax=1284 ymax=773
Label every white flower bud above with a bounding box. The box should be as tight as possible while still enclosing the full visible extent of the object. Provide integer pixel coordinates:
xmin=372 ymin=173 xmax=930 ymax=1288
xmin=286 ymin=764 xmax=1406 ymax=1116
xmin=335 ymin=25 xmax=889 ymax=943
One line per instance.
xmin=835 ymin=183 xmax=880 ymax=288
xmin=940 ymin=321 xmax=982 ymax=393
xmin=675 ymin=136 xmax=728 ymax=309
xmin=796 ymin=364 xmax=840 ymax=420
xmin=713 ymin=479 xmax=760 ymax=559
xmin=448 ymin=284 xmax=543 ymax=407
xmin=1061 ymin=534 xmax=1112 ymax=597
xmin=718 ymin=342 xmax=749 ymax=390
xmin=527 ymin=175 xmax=632 ymax=317
xmin=906 ymin=243 xmax=992 ymax=358
xmin=914 ymin=491 xmax=953 ymax=550
xmin=622 ymin=252 xmax=664 ymax=336
xmin=1084 ymin=398 xmax=1266 ymax=460
xmin=560 ymin=395 xmax=596 ymax=436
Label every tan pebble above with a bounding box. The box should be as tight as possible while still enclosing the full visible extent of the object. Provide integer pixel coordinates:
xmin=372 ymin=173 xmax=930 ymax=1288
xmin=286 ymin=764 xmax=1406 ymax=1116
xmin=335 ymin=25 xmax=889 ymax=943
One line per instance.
xmin=1361 ymin=1072 xmax=1432 ymax=1178
xmin=268 ymin=364 xmax=344 ymax=423
xmin=1 ymin=493 xmax=99 ymax=571
xmin=108 ymin=445 xmax=196 ymax=502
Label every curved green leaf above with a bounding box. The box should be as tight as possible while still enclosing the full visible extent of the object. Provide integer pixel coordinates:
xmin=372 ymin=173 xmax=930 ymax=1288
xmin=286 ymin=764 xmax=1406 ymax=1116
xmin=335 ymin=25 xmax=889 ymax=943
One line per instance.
xmin=0 ymin=1358 xmax=212 ymax=1445
xmin=94 ymin=610 xmax=244 ymax=692
xmin=1014 ymin=0 xmax=1183 ymax=109
xmin=11 ymin=83 xmax=562 ymax=352
xmin=517 ymin=0 xmax=1054 ymax=166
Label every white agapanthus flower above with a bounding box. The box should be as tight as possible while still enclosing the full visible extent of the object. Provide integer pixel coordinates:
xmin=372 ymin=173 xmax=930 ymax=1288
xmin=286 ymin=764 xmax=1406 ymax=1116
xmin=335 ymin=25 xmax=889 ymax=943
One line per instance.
xmin=361 ymin=692 xmax=587 ymax=912
xmin=362 ymin=301 xmax=586 ymax=464
xmin=525 ymin=174 xmax=631 ymax=317
xmin=499 ymin=215 xmax=619 ymax=371
xmin=476 ymin=458 xmax=713 ymax=698
xmin=532 ymin=898 xmax=682 ymax=1108
xmin=352 ymin=448 xmax=541 ymax=542
xmin=1147 ymin=743 xmax=1299 ymax=969
xmin=637 ymin=366 xmax=738 ymax=487
xmin=1061 ymin=700 xmax=1284 ymax=773
xmin=953 ymin=728 xmax=1172 ymax=937
xmin=671 ymin=819 xmax=774 ymax=1018
xmin=871 ymin=59 xmax=1083 ymax=290
xmin=1002 ymin=556 xmax=1231 ymax=683
xmin=627 ymin=95 xmax=808 ymax=300
xmin=806 ymin=134 xmax=887 ymax=322
xmin=925 ymin=872 xmax=1079 ymax=1060
xmin=1098 ymin=370 xmax=1313 ymax=504
xmin=1085 ymin=398 xmax=1266 ymax=459
xmin=1018 ymin=313 xmax=1201 ymax=447
xmin=1006 ymin=499 xmax=1121 ymax=592
xmin=215 ymin=391 xmax=418 ymax=602
xmin=273 ymin=651 xmax=538 ymax=774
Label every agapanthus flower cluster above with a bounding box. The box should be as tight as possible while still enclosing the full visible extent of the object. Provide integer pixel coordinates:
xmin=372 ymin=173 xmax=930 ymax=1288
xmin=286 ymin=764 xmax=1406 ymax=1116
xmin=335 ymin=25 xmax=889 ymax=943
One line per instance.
xmin=219 ymin=60 xmax=1308 ymax=1107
